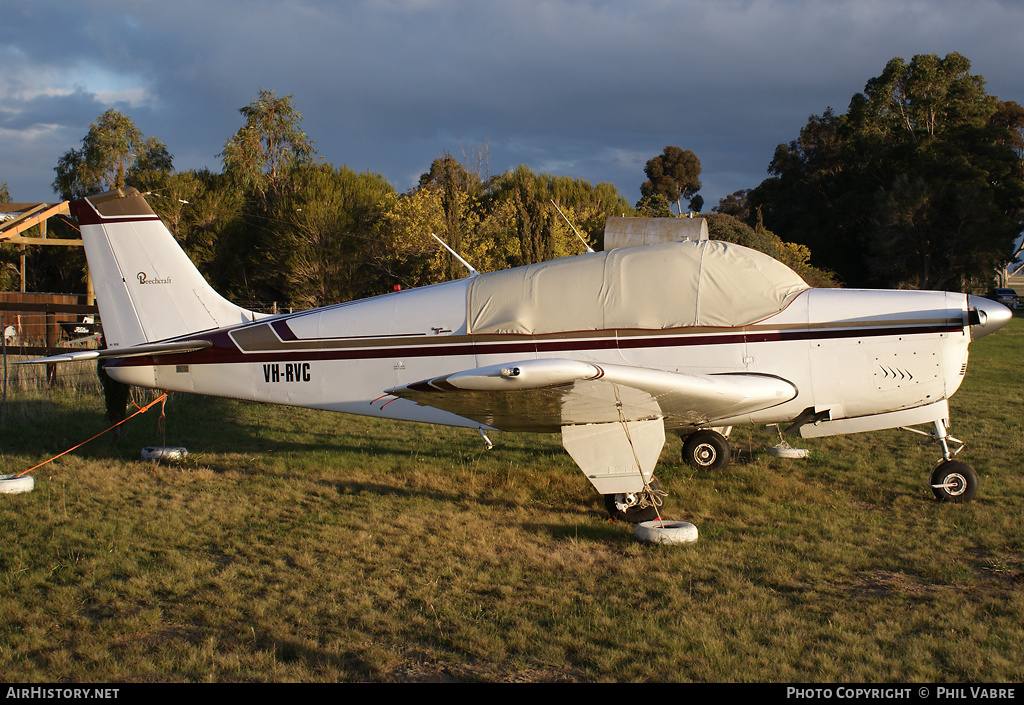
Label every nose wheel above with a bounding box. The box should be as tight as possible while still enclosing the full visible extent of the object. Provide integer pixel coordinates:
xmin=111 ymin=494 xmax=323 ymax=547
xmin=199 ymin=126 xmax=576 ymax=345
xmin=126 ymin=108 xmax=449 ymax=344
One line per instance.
xmin=930 ymin=460 xmax=978 ymax=503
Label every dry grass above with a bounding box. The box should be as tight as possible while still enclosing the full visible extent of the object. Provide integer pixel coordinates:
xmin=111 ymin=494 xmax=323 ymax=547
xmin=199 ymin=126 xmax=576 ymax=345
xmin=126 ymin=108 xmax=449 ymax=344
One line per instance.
xmin=1 ymin=357 xmax=102 ymax=397
xmin=0 ymin=319 xmax=1022 ymax=682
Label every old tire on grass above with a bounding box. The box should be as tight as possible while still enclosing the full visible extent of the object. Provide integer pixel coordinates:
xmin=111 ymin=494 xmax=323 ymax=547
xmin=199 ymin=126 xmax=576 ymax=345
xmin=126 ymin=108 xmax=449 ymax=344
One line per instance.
xmin=634 ymin=520 xmax=698 ymax=545
xmin=766 ymin=443 xmax=809 ymax=459
xmin=0 ymin=474 xmax=34 ymax=494
xmin=930 ymin=460 xmax=977 ymax=503
xmin=141 ymin=447 xmax=188 ymax=462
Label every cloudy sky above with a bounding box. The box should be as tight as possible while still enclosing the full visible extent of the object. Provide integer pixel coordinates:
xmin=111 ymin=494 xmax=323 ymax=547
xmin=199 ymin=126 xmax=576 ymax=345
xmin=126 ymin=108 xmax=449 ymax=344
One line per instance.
xmin=2 ymin=0 xmax=1023 ymax=208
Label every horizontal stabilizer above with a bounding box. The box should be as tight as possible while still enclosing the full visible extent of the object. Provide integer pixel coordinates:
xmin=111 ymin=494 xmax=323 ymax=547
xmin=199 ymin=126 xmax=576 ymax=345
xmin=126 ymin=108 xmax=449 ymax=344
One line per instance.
xmin=16 ymin=339 xmax=212 ymax=365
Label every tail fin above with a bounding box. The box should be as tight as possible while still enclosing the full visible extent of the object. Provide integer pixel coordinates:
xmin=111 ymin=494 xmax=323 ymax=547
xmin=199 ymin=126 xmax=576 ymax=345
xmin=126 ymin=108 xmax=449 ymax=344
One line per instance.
xmin=73 ymin=188 xmax=257 ymax=349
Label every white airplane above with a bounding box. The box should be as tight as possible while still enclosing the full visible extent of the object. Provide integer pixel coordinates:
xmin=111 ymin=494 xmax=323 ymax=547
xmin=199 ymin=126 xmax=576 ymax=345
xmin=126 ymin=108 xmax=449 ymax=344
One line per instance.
xmin=30 ymin=188 xmax=1011 ymax=521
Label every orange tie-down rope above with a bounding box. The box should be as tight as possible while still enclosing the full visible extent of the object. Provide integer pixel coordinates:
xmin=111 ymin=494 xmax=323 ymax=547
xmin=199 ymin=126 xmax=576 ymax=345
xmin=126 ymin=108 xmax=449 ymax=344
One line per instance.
xmin=13 ymin=392 xmax=168 ymax=479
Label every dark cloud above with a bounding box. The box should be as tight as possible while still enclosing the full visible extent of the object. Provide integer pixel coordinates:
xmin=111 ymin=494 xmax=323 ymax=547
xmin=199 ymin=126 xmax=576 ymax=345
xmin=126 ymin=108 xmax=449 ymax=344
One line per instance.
xmin=2 ymin=0 xmax=1022 ymax=207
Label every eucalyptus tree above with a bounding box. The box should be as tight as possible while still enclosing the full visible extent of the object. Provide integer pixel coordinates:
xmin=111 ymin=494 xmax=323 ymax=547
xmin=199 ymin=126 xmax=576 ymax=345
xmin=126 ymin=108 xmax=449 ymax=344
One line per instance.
xmin=634 ymin=193 xmax=675 ymax=218
xmin=751 ymin=53 xmax=1024 ymax=290
xmin=52 ymin=109 xmax=172 ymax=200
xmin=279 ymin=164 xmax=395 ymax=307
xmin=221 ymin=89 xmax=316 ymax=204
xmin=0 ymin=182 xmax=15 ymax=290
xmin=417 ymin=154 xmax=481 ymax=281
xmin=713 ymin=190 xmax=751 ymax=220
xmin=639 ymin=146 xmax=702 ymax=217
xmin=41 ymin=111 xmax=170 ymax=292
xmin=214 ymin=90 xmax=319 ymax=305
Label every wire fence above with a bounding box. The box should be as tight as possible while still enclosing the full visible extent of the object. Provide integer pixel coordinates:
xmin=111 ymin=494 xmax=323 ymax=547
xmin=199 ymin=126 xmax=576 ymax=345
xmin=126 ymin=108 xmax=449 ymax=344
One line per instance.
xmin=0 ymin=296 xmax=301 ymax=424
xmin=1 ymin=297 xmax=104 ymax=427
xmin=1 ymin=356 xmax=102 ymax=393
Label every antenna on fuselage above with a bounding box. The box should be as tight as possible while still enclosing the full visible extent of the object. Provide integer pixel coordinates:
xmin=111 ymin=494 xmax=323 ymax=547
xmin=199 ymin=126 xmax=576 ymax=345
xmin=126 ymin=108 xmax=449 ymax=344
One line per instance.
xmin=430 ymin=233 xmax=479 ymax=277
xmin=551 ymin=200 xmax=595 ymax=254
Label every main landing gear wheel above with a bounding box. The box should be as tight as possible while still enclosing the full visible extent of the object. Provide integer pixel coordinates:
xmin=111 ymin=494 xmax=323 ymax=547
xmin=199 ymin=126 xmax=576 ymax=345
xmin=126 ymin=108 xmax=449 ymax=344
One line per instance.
xmin=682 ymin=430 xmax=730 ymax=470
xmin=604 ymin=477 xmax=665 ymax=523
xmin=930 ymin=460 xmax=978 ymax=503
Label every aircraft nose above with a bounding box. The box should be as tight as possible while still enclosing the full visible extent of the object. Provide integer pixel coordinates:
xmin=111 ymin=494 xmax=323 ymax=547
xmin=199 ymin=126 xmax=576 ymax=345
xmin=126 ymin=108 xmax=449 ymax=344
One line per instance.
xmin=966 ymin=295 xmax=1012 ymax=340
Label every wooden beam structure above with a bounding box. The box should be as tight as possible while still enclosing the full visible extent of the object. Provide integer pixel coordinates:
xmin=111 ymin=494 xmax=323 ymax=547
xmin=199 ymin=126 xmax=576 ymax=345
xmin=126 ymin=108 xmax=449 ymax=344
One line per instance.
xmin=0 ymin=201 xmax=76 ymax=243
xmin=0 ymin=201 xmax=92 ymax=301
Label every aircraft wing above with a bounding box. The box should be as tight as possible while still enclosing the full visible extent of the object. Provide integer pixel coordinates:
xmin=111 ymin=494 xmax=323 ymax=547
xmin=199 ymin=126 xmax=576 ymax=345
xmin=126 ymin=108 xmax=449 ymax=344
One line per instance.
xmin=15 ymin=339 xmax=213 ymax=365
xmin=386 ymin=358 xmax=797 ymax=432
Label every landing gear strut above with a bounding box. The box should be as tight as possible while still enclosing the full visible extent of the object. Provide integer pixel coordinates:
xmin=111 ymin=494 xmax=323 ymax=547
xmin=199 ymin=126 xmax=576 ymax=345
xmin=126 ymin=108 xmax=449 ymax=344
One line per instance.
xmin=904 ymin=418 xmax=978 ymax=503
xmin=604 ymin=477 xmax=665 ymax=523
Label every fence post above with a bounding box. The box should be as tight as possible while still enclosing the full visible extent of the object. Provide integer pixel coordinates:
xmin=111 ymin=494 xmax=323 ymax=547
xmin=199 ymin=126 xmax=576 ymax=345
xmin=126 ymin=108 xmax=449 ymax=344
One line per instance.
xmin=45 ymin=309 xmax=57 ymax=387
xmin=2 ymin=314 xmax=7 ymax=425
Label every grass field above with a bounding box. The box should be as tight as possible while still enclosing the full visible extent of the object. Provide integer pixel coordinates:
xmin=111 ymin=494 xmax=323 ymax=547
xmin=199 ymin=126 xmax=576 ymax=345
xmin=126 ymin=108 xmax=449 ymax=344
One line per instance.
xmin=0 ymin=319 xmax=1022 ymax=682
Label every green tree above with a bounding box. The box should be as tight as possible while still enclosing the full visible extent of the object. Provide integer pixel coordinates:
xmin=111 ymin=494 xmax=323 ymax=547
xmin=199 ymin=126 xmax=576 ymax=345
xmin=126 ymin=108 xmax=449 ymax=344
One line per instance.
xmin=376 ymin=187 xmax=449 ymax=288
xmin=713 ymin=190 xmax=751 ymax=220
xmin=0 ymin=182 xmax=17 ymax=291
xmin=634 ymin=193 xmax=674 ymax=218
xmin=487 ymin=166 xmax=570 ymax=267
xmin=52 ymin=109 xmax=172 ymax=200
xmin=221 ymin=89 xmax=316 ymax=204
xmin=748 ymin=108 xmax=854 ymax=281
xmin=279 ymin=164 xmax=395 ymax=307
xmin=852 ymin=53 xmax=1023 ymax=289
xmin=991 ymin=100 xmax=1024 ymax=166
xmin=852 ymin=53 xmax=992 ymax=142
xmin=47 ymin=110 xmax=172 ymax=294
xmin=208 ymin=162 xmax=397 ymax=309
xmin=143 ymin=169 xmax=244 ymax=285
xmin=418 ymin=154 xmax=481 ymax=280
xmin=211 ymin=90 xmax=319 ymax=306
xmin=706 ymin=212 xmax=837 ymax=288
xmin=480 ymin=167 xmax=630 ymax=267
xmin=544 ymin=175 xmax=631 ymax=252
xmin=639 ymin=146 xmax=702 ymax=216
xmin=751 ymin=53 xmax=1024 ymax=290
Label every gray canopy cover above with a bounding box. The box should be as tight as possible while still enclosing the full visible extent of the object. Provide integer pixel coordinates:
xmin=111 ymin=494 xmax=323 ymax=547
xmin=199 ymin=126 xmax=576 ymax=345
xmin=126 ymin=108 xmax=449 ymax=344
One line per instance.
xmin=466 ymin=240 xmax=809 ymax=335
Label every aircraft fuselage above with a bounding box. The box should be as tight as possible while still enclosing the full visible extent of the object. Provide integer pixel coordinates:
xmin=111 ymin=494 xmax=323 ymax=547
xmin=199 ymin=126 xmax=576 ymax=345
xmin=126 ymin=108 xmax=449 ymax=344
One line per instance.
xmin=105 ymin=281 xmax=983 ymax=436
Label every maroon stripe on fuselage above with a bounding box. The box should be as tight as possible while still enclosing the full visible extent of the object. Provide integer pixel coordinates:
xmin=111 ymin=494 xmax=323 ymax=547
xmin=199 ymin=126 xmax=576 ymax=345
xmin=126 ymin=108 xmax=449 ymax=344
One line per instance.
xmin=108 ymin=322 xmax=964 ymax=368
xmin=272 ymin=319 xmax=299 ymax=341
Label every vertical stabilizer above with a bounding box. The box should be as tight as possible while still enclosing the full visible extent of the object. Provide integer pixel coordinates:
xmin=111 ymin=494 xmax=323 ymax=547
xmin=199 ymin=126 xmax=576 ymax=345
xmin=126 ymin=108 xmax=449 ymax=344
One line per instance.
xmin=73 ymin=188 xmax=257 ymax=348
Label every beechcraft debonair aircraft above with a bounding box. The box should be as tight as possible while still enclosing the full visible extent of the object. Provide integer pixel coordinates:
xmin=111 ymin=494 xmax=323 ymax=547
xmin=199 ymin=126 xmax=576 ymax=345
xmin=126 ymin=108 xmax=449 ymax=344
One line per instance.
xmin=28 ymin=188 xmax=1011 ymax=521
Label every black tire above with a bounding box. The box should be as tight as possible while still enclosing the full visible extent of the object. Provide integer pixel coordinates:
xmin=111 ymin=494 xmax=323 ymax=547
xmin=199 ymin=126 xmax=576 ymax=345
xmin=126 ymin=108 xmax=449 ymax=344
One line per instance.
xmin=930 ymin=460 xmax=978 ymax=503
xmin=604 ymin=477 xmax=664 ymax=523
xmin=682 ymin=430 xmax=730 ymax=470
